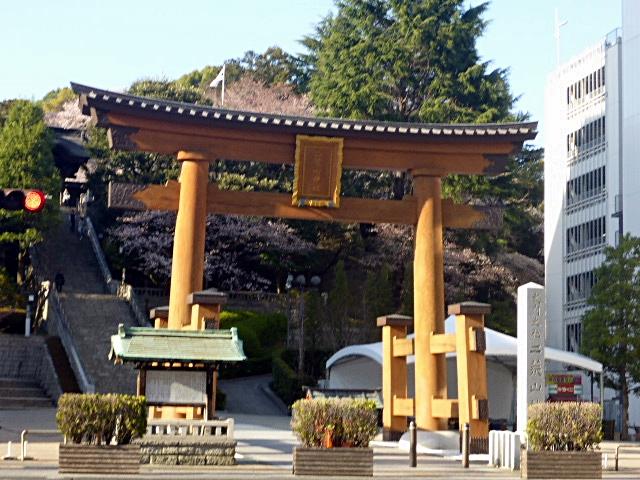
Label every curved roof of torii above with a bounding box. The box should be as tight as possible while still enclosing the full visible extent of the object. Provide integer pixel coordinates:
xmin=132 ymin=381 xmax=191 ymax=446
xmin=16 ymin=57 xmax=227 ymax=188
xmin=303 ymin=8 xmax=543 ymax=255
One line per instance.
xmin=326 ymin=316 xmax=603 ymax=373
xmin=71 ymin=83 xmax=537 ymax=175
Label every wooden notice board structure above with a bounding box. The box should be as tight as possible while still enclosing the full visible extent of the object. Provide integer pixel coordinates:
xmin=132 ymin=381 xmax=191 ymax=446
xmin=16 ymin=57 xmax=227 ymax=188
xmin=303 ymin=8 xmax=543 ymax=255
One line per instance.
xmin=73 ymin=83 xmax=536 ymax=436
xmin=110 ymin=324 xmax=245 ymax=419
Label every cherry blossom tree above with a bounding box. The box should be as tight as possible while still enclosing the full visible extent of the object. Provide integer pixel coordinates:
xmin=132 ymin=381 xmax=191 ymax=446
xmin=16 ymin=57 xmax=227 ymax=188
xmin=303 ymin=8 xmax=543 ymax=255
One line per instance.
xmin=108 ymin=211 xmax=313 ymax=291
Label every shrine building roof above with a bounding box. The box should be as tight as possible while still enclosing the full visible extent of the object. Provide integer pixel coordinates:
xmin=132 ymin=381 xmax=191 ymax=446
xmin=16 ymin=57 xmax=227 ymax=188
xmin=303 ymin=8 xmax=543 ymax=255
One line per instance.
xmin=72 ymin=82 xmax=537 ymax=175
xmin=109 ymin=324 xmax=246 ymax=364
xmin=72 ymin=82 xmax=536 ymax=141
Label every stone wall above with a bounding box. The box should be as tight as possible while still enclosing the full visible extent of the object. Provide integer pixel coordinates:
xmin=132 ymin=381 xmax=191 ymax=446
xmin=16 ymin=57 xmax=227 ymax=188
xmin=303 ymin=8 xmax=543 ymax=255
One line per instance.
xmin=0 ymin=334 xmax=63 ymax=400
xmin=137 ymin=437 xmax=236 ymax=466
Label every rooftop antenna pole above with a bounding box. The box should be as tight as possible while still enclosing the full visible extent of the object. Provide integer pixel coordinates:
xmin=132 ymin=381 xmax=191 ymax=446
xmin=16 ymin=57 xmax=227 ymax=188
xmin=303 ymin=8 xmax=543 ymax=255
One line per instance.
xmin=555 ymin=8 xmax=568 ymax=66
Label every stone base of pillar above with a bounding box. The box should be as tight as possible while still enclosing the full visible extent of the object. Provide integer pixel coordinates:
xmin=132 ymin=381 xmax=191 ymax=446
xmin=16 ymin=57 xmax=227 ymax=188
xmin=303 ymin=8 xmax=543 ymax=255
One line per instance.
xmin=383 ymin=428 xmax=405 ymax=442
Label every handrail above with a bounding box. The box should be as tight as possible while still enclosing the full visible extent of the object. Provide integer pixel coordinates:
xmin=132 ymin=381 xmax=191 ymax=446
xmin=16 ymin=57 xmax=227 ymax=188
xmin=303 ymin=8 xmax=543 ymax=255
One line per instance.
xmin=20 ymin=429 xmax=62 ymax=461
xmin=615 ymin=444 xmax=640 ymax=471
xmin=48 ymin=288 xmax=96 ymax=393
xmin=84 ymin=217 xmax=150 ymax=327
xmin=84 ymin=217 xmax=114 ymax=290
xmin=117 ymin=283 xmax=151 ymax=327
xmin=29 ymin=247 xmax=95 ymax=393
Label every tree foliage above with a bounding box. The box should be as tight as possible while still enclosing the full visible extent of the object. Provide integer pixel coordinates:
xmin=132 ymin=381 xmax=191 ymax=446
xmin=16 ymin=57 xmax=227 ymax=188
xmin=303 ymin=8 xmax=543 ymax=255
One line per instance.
xmin=582 ymin=234 xmax=640 ymax=440
xmin=306 ymin=0 xmax=514 ymax=123
xmin=0 ymin=101 xmax=59 ymax=247
xmin=108 ymin=211 xmax=313 ymax=290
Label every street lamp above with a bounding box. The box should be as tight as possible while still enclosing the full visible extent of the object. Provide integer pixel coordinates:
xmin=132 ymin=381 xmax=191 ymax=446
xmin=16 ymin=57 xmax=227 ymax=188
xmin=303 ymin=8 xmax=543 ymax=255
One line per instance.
xmin=286 ymin=273 xmax=320 ymax=378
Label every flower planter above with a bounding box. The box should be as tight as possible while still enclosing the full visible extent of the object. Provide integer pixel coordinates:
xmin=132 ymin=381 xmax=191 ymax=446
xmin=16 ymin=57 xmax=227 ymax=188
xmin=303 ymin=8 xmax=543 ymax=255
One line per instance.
xmin=521 ymin=450 xmax=601 ymax=479
xmin=293 ymin=447 xmax=373 ymax=476
xmin=59 ymin=444 xmax=140 ymax=474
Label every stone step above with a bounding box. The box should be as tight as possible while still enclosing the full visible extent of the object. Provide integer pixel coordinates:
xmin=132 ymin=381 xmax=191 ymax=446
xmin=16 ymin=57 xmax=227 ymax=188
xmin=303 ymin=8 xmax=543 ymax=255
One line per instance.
xmin=0 ymin=377 xmax=40 ymax=389
xmin=0 ymin=387 xmax=44 ymax=397
xmin=35 ymin=216 xmax=138 ymax=394
xmin=0 ymin=397 xmax=53 ymax=409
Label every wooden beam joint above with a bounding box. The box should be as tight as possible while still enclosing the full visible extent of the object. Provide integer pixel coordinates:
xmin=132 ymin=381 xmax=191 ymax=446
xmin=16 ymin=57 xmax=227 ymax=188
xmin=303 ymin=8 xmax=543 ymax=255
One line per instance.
xmin=431 ymin=397 xmax=459 ymax=419
xmin=430 ymin=333 xmax=456 ymax=354
xmin=392 ymin=396 xmax=415 ymax=417
xmin=392 ymin=337 xmax=414 ymax=357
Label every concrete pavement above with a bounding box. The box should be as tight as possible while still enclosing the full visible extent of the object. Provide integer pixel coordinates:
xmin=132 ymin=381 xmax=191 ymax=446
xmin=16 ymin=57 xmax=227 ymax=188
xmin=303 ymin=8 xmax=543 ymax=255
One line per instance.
xmin=2 ymin=408 xmax=640 ymax=479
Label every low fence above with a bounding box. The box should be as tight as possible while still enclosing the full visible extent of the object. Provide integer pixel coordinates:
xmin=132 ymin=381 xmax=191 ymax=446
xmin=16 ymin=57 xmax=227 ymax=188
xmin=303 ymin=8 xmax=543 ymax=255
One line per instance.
xmin=488 ymin=430 xmax=521 ymax=470
xmin=146 ymin=418 xmax=234 ymax=439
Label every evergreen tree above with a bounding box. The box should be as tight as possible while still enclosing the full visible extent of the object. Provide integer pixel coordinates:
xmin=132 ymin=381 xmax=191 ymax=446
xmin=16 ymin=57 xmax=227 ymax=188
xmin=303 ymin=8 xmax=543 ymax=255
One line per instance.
xmin=326 ymin=260 xmax=352 ymax=350
xmin=0 ymin=101 xmax=59 ymax=248
xmin=582 ymin=235 xmax=640 ymax=440
xmin=363 ymin=264 xmax=395 ymax=339
xmin=306 ymin=0 xmax=514 ymax=123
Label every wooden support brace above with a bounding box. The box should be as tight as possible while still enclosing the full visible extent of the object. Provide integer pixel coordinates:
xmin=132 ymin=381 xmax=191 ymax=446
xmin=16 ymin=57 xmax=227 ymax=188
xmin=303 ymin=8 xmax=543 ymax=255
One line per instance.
xmin=469 ymin=327 xmax=486 ymax=352
xmin=472 ymin=395 xmax=489 ymax=421
xmin=108 ymin=182 xmax=502 ymax=229
xmin=431 ymin=398 xmax=459 ymax=418
xmin=392 ymin=337 xmax=414 ymax=357
xmin=430 ymin=333 xmax=457 ymax=354
xmin=392 ymin=396 xmax=415 ymax=417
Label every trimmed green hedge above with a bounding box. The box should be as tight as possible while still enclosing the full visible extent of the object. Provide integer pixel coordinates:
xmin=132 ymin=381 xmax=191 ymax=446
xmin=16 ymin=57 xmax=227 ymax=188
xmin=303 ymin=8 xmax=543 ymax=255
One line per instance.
xmin=291 ymin=398 xmax=378 ymax=448
xmin=219 ymin=310 xmax=287 ymax=378
xmin=272 ymin=355 xmax=307 ymax=407
xmin=527 ymin=402 xmax=603 ymax=451
xmin=56 ymin=393 xmax=147 ymax=445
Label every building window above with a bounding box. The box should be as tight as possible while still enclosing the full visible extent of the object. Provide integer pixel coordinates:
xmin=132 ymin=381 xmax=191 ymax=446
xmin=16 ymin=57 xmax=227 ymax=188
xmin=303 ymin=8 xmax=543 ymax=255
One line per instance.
xmin=566 ymin=216 xmax=607 ymax=254
xmin=566 ymin=116 xmax=606 ymax=160
xmin=566 ymin=66 xmax=605 ymax=107
xmin=566 ymin=166 xmax=606 ymax=206
xmin=566 ymin=322 xmax=582 ymax=352
xmin=566 ymin=271 xmax=597 ymax=302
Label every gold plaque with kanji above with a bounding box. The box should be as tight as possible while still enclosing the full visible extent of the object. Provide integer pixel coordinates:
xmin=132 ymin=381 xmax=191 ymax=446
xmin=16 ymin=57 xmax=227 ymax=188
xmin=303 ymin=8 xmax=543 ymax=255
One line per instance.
xmin=293 ymin=135 xmax=343 ymax=208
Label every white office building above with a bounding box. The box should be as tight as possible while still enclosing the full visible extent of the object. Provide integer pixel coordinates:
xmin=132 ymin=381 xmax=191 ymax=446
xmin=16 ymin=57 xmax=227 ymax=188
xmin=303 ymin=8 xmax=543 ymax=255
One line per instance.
xmin=544 ymin=29 xmax=622 ymax=353
xmin=544 ymin=0 xmax=640 ymax=427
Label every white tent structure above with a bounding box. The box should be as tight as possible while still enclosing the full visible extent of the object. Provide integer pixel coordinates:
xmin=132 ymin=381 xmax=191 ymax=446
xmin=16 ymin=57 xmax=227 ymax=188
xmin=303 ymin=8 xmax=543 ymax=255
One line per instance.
xmin=326 ymin=316 xmax=603 ymax=426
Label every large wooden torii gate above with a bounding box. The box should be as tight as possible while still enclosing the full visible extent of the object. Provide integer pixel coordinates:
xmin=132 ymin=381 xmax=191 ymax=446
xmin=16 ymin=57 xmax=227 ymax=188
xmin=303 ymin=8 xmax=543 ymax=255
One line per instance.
xmin=73 ymin=83 xmax=536 ymax=433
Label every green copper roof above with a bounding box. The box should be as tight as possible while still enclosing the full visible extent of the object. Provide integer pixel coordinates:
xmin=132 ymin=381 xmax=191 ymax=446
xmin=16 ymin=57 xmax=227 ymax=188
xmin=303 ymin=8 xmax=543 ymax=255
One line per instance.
xmin=110 ymin=324 xmax=246 ymax=364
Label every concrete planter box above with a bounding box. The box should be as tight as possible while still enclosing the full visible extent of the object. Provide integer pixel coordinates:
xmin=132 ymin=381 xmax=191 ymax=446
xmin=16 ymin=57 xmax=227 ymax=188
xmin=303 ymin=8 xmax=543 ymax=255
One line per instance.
xmin=521 ymin=450 xmax=601 ymax=479
xmin=137 ymin=437 xmax=236 ymax=466
xmin=59 ymin=444 xmax=140 ymax=474
xmin=293 ymin=447 xmax=373 ymax=476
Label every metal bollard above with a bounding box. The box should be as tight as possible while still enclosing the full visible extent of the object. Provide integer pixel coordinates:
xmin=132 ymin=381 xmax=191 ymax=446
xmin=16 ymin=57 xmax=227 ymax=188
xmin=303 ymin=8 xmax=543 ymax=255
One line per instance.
xmin=3 ymin=441 xmax=16 ymax=460
xmin=20 ymin=430 xmax=27 ymax=461
xmin=461 ymin=423 xmax=470 ymax=468
xmin=409 ymin=421 xmax=417 ymax=467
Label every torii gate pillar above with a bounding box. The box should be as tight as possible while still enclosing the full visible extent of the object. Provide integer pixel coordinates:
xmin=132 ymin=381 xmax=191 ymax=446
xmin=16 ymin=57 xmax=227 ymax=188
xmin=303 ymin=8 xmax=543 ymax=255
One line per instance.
xmin=413 ymin=171 xmax=447 ymax=431
xmin=167 ymin=151 xmax=210 ymax=329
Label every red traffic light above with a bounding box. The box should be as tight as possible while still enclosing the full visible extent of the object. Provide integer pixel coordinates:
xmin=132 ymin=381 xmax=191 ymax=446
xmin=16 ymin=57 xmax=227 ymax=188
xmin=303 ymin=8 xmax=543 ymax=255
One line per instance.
xmin=24 ymin=190 xmax=46 ymax=212
xmin=0 ymin=189 xmax=47 ymax=212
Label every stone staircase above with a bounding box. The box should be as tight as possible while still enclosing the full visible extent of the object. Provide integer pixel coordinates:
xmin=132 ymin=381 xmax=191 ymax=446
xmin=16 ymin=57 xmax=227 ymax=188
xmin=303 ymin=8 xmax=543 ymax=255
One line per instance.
xmin=0 ymin=377 xmax=53 ymax=409
xmin=35 ymin=217 xmax=137 ymax=394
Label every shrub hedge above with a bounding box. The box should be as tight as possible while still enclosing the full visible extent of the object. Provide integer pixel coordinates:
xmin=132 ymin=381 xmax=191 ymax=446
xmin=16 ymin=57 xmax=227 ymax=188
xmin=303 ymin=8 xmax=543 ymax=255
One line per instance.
xmin=56 ymin=393 xmax=147 ymax=445
xmin=219 ymin=310 xmax=287 ymax=379
xmin=272 ymin=355 xmax=308 ymax=407
xmin=527 ymin=402 xmax=603 ymax=451
xmin=291 ymin=398 xmax=378 ymax=448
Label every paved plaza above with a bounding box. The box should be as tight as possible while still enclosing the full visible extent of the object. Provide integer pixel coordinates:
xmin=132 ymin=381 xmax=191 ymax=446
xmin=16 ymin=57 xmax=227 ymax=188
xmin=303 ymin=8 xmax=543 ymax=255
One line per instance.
xmin=1 ymin=408 xmax=640 ymax=479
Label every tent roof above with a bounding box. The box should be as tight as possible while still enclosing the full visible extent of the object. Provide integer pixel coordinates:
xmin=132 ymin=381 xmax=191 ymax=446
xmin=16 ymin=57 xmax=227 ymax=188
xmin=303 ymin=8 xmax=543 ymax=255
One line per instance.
xmin=326 ymin=316 xmax=602 ymax=373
